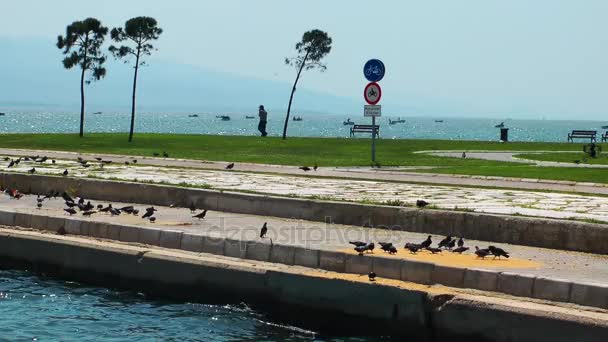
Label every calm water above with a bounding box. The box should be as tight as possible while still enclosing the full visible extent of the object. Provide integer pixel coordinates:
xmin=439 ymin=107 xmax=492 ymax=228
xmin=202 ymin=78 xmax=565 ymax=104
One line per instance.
xmin=0 ymin=269 xmax=379 ymax=341
xmin=0 ymin=110 xmax=606 ymax=142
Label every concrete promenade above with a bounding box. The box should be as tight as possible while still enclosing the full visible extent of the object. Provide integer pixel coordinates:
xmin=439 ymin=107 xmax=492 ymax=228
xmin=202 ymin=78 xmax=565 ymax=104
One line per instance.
xmin=3 ymin=149 xmax=608 ymax=222
xmin=2 ymin=193 xmax=608 ymax=300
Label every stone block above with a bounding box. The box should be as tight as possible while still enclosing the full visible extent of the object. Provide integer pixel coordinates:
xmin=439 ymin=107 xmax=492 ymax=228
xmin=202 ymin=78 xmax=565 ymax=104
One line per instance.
xmin=64 ymin=218 xmax=82 ymax=235
xmin=181 ymin=233 xmax=204 ymax=253
xmin=139 ymin=227 xmax=161 ymax=246
xmin=345 ymin=254 xmax=373 ymax=275
xmin=532 ymin=277 xmax=572 ymax=303
xmin=29 ymin=214 xmax=48 ymax=230
xmin=14 ymin=212 xmax=32 ymax=228
xmin=464 ymin=268 xmax=499 ymax=292
xmin=497 ymin=272 xmax=535 ymax=298
xmin=104 ymin=224 xmax=122 ymax=241
xmin=372 ymin=256 xmax=402 ymax=280
xmin=570 ymin=282 xmax=608 ymax=309
xmin=432 ymin=265 xmax=465 ymax=288
xmin=319 ymin=250 xmax=346 ymax=272
xmin=201 ymin=236 xmax=225 ymax=255
xmin=269 ymin=244 xmax=295 ymax=265
xmin=0 ymin=211 xmax=16 ymax=226
xmin=224 ymin=238 xmax=247 ymax=258
xmin=119 ymin=225 xmax=140 ymax=243
xmin=293 ymin=247 xmax=320 ymax=268
xmin=246 ymin=241 xmax=271 ymax=262
xmin=45 ymin=216 xmax=66 ymax=233
xmin=159 ymin=230 xmax=183 ymax=249
xmin=401 ymin=260 xmax=434 ymax=285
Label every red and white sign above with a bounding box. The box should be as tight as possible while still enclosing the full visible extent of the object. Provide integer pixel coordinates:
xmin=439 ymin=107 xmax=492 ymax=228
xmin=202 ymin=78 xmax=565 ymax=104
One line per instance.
xmin=364 ymin=82 xmax=382 ymax=105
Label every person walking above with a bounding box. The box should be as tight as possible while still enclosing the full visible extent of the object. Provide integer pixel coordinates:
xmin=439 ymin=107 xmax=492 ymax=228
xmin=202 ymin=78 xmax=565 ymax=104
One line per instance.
xmin=258 ymin=105 xmax=268 ymax=137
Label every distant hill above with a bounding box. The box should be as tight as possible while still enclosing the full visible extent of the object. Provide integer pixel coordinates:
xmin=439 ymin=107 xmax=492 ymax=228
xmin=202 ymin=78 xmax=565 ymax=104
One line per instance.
xmin=0 ymin=37 xmax=390 ymax=115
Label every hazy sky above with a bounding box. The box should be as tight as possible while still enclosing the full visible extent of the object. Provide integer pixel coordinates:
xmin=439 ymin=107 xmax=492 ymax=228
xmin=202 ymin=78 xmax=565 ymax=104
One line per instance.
xmin=1 ymin=0 xmax=607 ymax=119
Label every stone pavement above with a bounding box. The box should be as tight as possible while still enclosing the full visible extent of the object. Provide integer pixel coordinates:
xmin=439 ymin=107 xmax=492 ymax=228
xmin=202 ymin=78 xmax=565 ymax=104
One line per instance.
xmin=1 ymin=148 xmax=608 ymax=195
xmin=1 ymin=193 xmax=608 ymax=286
xmin=3 ymin=153 xmax=608 ymax=222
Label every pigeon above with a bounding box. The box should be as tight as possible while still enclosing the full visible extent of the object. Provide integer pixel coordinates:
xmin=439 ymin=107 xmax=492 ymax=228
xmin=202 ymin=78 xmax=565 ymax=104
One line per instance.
xmin=100 ymin=204 xmax=113 ymax=213
xmin=365 ymin=242 xmax=375 ymax=254
xmin=189 ymin=202 xmax=196 ymax=213
xmin=163 ymin=152 xmax=169 ymax=158
xmin=7 ymin=160 xmax=14 ymax=168
xmin=349 ymin=241 xmax=367 ymax=247
xmin=97 ymin=204 xmax=103 ymax=209
xmin=132 ymin=209 xmax=139 ymax=215
xmin=83 ymin=201 xmax=94 ymax=211
xmin=420 ymin=235 xmax=432 ymax=249
xmin=52 ymin=160 xmax=56 ymax=164
xmin=387 ymin=246 xmax=398 ymax=254
xmin=225 ymin=163 xmax=234 ymax=170
xmin=457 ymin=237 xmax=464 ymax=248
xmin=313 ymin=163 xmax=318 ymax=171
xmin=447 ymin=239 xmax=456 ymax=250
xmin=2 ymin=157 xmax=9 ymax=161
xmin=62 ymin=192 xmax=74 ymax=203
xmin=62 ymin=169 xmax=68 ymax=176
xmin=438 ymin=235 xmax=452 ymax=249
xmin=109 ymin=208 xmax=121 ymax=216
xmin=82 ymin=210 xmax=96 ymax=217
xmin=124 ymin=161 xmax=130 ymax=166
xmin=64 ymin=208 xmax=77 ymax=215
xmin=95 ymin=157 xmax=102 ymax=161
xmin=153 ymin=152 xmax=159 ymax=157
xmin=368 ymin=272 xmax=377 ymax=281
xmin=355 ymin=245 xmax=367 ymax=255
xmin=193 ymin=210 xmax=208 ymax=220
xmin=260 ymin=222 xmax=268 ymax=238
xmin=142 ymin=210 xmax=154 ymax=219
xmin=299 ymin=166 xmax=311 ymax=172
xmin=149 ymin=217 xmax=156 ymax=223
xmin=145 ymin=206 xmax=157 ymax=212
xmin=462 ymin=152 xmax=466 ymax=158
xmin=475 ymin=246 xmax=491 ymax=259
xmin=78 ymin=198 xmax=85 ymax=205
xmin=379 ymin=242 xmax=394 ymax=252
xmin=426 ymin=247 xmax=443 ymax=254
xmin=132 ymin=159 xmax=137 ymax=164
xmin=416 ymin=200 xmax=429 ymax=208
xmin=405 ymin=243 xmax=421 ymax=254
xmin=120 ymin=206 xmax=134 ymax=214
xmin=452 ymin=246 xmax=469 ymax=254
xmin=488 ymin=246 xmax=510 ymax=259
xmin=27 ymin=168 xmax=36 ymax=174
xmin=65 ymin=201 xmax=77 ymax=208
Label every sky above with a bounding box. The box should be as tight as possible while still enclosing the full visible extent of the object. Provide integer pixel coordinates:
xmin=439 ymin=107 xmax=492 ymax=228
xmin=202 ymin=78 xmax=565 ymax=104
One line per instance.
xmin=1 ymin=0 xmax=607 ymax=119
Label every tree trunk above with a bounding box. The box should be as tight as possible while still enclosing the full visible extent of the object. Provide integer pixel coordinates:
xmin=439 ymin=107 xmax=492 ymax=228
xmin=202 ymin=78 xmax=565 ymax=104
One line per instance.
xmin=282 ymin=51 xmax=309 ymax=140
xmin=79 ymin=65 xmax=86 ymax=138
xmin=128 ymin=50 xmax=141 ymax=142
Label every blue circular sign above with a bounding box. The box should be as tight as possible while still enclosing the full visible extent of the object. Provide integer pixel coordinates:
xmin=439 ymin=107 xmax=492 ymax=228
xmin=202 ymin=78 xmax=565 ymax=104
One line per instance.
xmin=364 ymin=59 xmax=385 ymax=82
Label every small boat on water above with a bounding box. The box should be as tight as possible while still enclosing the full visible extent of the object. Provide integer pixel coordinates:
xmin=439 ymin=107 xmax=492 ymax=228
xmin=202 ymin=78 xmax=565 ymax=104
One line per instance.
xmin=389 ymin=117 xmax=406 ymax=125
xmin=0 ymin=112 xmax=5 ymax=116
xmin=292 ymin=116 xmax=303 ymax=121
xmin=602 ymin=125 xmax=608 ymax=129
xmin=220 ymin=115 xmax=230 ymax=121
xmin=93 ymin=111 xmax=102 ymax=115
xmin=188 ymin=114 xmax=199 ymax=118
xmin=434 ymin=120 xmax=444 ymax=123
xmin=495 ymin=122 xmax=505 ymax=128
xmin=245 ymin=116 xmax=255 ymax=119
xmin=343 ymin=118 xmax=354 ymax=125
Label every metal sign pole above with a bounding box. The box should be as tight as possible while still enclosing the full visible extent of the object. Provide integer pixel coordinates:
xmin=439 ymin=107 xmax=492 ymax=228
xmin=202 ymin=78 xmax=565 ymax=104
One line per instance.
xmin=372 ymin=115 xmax=376 ymax=162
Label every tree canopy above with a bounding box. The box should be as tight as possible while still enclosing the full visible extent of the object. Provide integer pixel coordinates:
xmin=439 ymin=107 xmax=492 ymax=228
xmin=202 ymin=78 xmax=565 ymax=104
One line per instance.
xmin=57 ymin=18 xmax=108 ymax=83
xmin=109 ymin=16 xmax=163 ymax=63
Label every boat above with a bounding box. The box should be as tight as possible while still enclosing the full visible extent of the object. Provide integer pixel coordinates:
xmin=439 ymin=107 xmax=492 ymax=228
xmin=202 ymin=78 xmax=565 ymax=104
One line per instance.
xmin=343 ymin=119 xmax=354 ymax=125
xmin=0 ymin=112 xmax=5 ymax=116
xmin=188 ymin=114 xmax=199 ymax=118
xmin=602 ymin=125 xmax=608 ymax=129
xmin=292 ymin=116 xmax=303 ymax=121
xmin=93 ymin=111 xmax=102 ymax=115
xmin=495 ymin=122 xmax=505 ymax=128
xmin=245 ymin=116 xmax=255 ymax=119
xmin=389 ymin=117 xmax=406 ymax=125
xmin=434 ymin=120 xmax=444 ymax=123
xmin=220 ymin=115 xmax=230 ymax=121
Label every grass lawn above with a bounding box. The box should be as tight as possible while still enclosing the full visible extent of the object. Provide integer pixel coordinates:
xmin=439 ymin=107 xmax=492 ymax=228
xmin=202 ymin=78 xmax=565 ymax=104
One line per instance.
xmin=514 ymin=152 xmax=608 ymax=165
xmin=0 ymin=133 xmax=606 ymax=183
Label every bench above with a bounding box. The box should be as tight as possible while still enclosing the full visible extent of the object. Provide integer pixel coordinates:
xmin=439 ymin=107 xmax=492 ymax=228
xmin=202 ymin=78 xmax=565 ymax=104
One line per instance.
xmin=568 ymin=130 xmax=596 ymax=142
xmin=603 ymin=132 xmax=608 ymax=142
xmin=350 ymin=124 xmax=380 ymax=138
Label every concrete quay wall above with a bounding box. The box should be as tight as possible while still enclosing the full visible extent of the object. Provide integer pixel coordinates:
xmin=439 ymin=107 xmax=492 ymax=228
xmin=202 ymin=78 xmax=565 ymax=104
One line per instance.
xmin=1 ymin=229 xmax=607 ymax=342
xmin=1 ymin=209 xmax=607 ymax=311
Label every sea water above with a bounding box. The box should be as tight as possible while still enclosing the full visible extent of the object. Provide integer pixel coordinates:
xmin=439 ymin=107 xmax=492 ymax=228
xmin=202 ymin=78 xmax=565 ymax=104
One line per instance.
xmin=0 ymin=269 xmax=380 ymax=341
xmin=0 ymin=110 xmax=605 ymax=142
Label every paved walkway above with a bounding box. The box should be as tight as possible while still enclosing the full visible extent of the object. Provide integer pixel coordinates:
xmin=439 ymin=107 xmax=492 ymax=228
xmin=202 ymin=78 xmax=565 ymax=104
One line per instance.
xmin=426 ymin=150 xmax=608 ymax=168
xmin=1 ymin=147 xmax=608 ymax=195
xmin=3 ymin=152 xmax=608 ymax=222
xmin=2 ymin=193 xmax=607 ymax=285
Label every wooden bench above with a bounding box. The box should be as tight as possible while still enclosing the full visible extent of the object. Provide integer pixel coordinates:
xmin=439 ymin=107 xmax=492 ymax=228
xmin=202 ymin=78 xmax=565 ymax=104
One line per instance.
xmin=602 ymin=132 xmax=608 ymax=142
xmin=350 ymin=124 xmax=380 ymax=138
xmin=568 ymin=130 xmax=596 ymax=142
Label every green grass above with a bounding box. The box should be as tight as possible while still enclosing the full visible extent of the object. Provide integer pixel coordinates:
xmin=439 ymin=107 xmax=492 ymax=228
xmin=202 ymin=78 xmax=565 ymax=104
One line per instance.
xmin=514 ymin=152 xmax=608 ymax=165
xmin=0 ymin=133 xmax=606 ymax=184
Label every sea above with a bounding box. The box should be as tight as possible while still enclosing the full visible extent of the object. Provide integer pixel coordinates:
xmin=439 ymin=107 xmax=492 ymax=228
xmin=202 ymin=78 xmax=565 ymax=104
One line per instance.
xmin=0 ymin=110 xmax=606 ymax=142
xmin=0 ymin=269 xmax=382 ymax=341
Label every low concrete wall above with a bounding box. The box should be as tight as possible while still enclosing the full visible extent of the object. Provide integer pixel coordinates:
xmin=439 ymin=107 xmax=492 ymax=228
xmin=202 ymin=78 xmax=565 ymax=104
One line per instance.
xmin=1 ymin=209 xmax=606 ymax=311
xmin=1 ymin=229 xmax=607 ymax=342
xmin=2 ymin=172 xmax=607 ymax=254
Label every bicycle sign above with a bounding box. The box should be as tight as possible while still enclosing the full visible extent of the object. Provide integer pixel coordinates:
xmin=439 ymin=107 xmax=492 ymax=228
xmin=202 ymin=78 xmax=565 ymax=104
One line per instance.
xmin=364 ymin=82 xmax=382 ymax=105
xmin=363 ymin=59 xmax=385 ymax=82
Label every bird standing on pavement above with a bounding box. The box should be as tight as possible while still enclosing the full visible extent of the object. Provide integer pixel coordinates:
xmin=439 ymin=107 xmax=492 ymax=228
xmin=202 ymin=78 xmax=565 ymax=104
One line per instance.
xmin=405 ymin=243 xmax=421 ymax=254
xmin=62 ymin=169 xmax=68 ymax=176
xmin=193 ymin=210 xmax=208 ymax=220
xmin=457 ymin=237 xmax=464 ymax=248
xmin=426 ymin=247 xmax=442 ymax=254
xmin=299 ymin=166 xmax=311 ymax=172
xmin=64 ymin=208 xmax=77 ymax=215
xmin=488 ymin=246 xmax=510 ymax=259
xmin=349 ymin=241 xmax=367 ymax=247
xmin=416 ymin=200 xmax=429 ymax=208
xmin=28 ymin=168 xmax=36 ymax=174
xmin=260 ymin=222 xmax=268 ymax=238
xmin=368 ymin=272 xmax=377 ymax=281
xmin=225 ymin=162 xmax=234 ymax=170
xmin=452 ymin=246 xmax=469 ymax=254
xmin=438 ymin=235 xmax=452 ymax=249
xmin=313 ymin=163 xmax=318 ymax=171
xmin=475 ymin=246 xmax=490 ymax=259
xmin=420 ymin=235 xmax=433 ymax=249
xmin=189 ymin=202 xmax=196 ymax=213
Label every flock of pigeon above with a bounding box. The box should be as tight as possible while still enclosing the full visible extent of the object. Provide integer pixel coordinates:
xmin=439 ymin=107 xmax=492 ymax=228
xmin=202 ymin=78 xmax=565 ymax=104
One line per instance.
xmin=350 ymin=234 xmax=510 ymax=260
